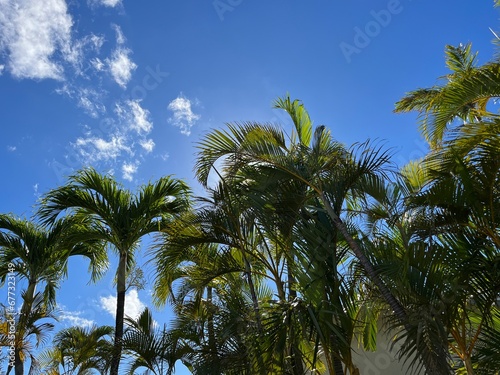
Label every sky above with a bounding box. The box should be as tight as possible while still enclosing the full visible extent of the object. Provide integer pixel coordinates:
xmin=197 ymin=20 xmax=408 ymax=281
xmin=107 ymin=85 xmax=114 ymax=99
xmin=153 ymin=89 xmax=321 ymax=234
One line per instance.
xmin=0 ymin=0 xmax=499 ymax=373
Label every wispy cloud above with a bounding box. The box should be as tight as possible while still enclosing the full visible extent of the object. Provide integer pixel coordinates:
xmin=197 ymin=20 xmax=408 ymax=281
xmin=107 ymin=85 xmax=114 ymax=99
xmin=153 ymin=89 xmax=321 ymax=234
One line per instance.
xmin=116 ymin=100 xmax=153 ymax=134
xmin=59 ymin=310 xmax=95 ymax=328
xmin=167 ymin=94 xmax=200 ymax=136
xmin=100 ymin=289 xmax=146 ymax=320
xmin=122 ymin=161 xmax=139 ymax=181
xmin=107 ymin=48 xmax=136 ymax=88
xmin=0 ymin=0 xmax=109 ymax=81
xmin=112 ymin=24 xmax=126 ymax=45
xmin=57 ymin=85 xmax=107 ymax=118
xmin=90 ymin=57 xmax=105 ymax=72
xmin=33 ymin=183 xmax=40 ymax=198
xmin=89 ymin=0 xmax=122 ymax=8
xmin=140 ymin=139 xmax=155 ymax=153
xmin=0 ymin=1 xmax=156 ymax=182
xmin=72 ymin=100 xmax=155 ymax=178
xmin=74 ymin=134 xmax=132 ymax=162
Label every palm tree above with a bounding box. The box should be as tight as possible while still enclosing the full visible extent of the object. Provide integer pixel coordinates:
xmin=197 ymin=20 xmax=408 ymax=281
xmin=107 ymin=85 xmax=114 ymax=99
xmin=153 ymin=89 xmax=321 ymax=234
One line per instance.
xmin=122 ymin=308 xmax=172 ymax=375
xmin=395 ymin=40 xmax=500 ymax=373
xmin=194 ymin=95 xmax=448 ymax=373
xmin=153 ymin=239 xmax=272 ymax=374
xmin=0 ymin=214 xmax=107 ymax=374
xmin=38 ymin=167 xmax=190 ymax=375
xmin=356 ymin=172 xmax=455 ymax=373
xmin=0 ymin=292 xmax=58 ymax=375
xmin=151 ymin=189 xmax=276 ymax=374
xmin=38 ymin=324 xmax=114 ymax=374
xmin=395 ymin=43 xmax=500 ymax=148
xmin=402 ymin=141 xmax=500 ymax=373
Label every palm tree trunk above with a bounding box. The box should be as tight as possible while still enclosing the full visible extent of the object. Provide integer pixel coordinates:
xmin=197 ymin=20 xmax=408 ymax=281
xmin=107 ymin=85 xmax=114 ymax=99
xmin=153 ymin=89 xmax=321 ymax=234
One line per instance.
xmin=14 ymin=348 xmax=22 ymax=375
xmin=330 ymin=334 xmax=344 ymax=375
xmin=20 ymin=281 xmax=36 ymax=316
xmin=285 ymin=237 xmax=305 ymax=375
xmin=320 ymin=193 xmax=408 ymax=324
xmin=319 ymin=193 xmax=449 ymax=375
xmin=110 ymin=251 xmax=127 ymax=375
xmin=206 ymin=286 xmax=219 ymax=372
xmin=463 ymin=356 xmax=475 ymax=375
xmin=243 ymin=257 xmax=263 ymax=333
xmin=242 ymin=256 xmax=267 ymax=375
xmin=9 ymin=280 xmax=37 ymax=375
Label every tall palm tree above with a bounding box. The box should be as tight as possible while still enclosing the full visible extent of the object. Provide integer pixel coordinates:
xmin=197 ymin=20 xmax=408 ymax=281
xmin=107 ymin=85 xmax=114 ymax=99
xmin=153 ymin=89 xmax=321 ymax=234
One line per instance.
xmin=38 ymin=167 xmax=190 ymax=375
xmin=0 ymin=214 xmax=107 ymax=375
xmin=395 ymin=40 xmax=500 ymax=373
xmin=195 ymin=95 xmax=449 ymax=373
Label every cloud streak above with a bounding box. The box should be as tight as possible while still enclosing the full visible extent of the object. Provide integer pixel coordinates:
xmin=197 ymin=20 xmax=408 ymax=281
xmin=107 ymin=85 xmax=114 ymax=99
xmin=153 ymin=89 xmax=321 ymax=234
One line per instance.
xmin=89 ymin=0 xmax=122 ymax=8
xmin=59 ymin=309 xmax=95 ymax=328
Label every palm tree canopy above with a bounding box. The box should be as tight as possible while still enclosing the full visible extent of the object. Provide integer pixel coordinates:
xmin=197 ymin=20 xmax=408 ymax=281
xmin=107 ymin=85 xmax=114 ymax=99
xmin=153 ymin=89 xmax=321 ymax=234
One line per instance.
xmin=0 ymin=214 xmax=108 ymax=303
xmin=38 ymin=167 xmax=190 ymax=257
xmin=395 ymin=43 xmax=500 ymax=147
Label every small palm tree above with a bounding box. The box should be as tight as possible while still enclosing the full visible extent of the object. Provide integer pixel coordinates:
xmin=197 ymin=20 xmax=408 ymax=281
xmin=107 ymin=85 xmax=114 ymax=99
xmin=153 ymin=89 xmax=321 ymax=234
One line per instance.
xmin=0 ymin=292 xmax=57 ymax=375
xmin=122 ymin=308 xmax=173 ymax=375
xmin=38 ymin=167 xmax=190 ymax=375
xmin=39 ymin=324 xmax=114 ymax=374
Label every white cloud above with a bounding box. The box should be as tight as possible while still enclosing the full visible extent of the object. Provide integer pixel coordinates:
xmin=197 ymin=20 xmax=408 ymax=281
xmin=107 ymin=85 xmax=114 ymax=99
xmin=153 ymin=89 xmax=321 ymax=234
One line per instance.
xmin=112 ymin=24 xmax=125 ymax=45
xmin=140 ymin=139 xmax=155 ymax=153
xmin=167 ymin=94 xmax=200 ymax=136
xmin=107 ymin=47 xmax=136 ymax=88
xmin=0 ymin=0 xmax=74 ymax=80
xmin=90 ymin=57 xmax=105 ymax=71
xmin=89 ymin=0 xmax=122 ymax=7
xmin=7 ymin=145 xmax=16 ymax=152
xmin=122 ymin=161 xmax=138 ymax=181
xmin=77 ymin=89 xmax=107 ymax=118
xmin=55 ymin=85 xmax=106 ymax=118
xmin=74 ymin=134 xmax=132 ymax=162
xmin=115 ymin=100 xmax=152 ymax=134
xmin=59 ymin=310 xmax=95 ymax=328
xmin=64 ymin=33 xmax=105 ymax=75
xmin=88 ymin=33 xmax=105 ymax=51
xmin=100 ymin=289 xmax=146 ymax=320
xmin=0 ymin=64 xmax=4 ymax=74
xmin=71 ymin=100 xmax=156 ymax=179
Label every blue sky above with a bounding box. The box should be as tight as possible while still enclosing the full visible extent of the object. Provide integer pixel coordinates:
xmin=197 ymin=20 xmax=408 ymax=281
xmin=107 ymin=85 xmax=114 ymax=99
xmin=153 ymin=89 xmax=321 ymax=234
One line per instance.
xmin=0 ymin=0 xmax=499 ymax=372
